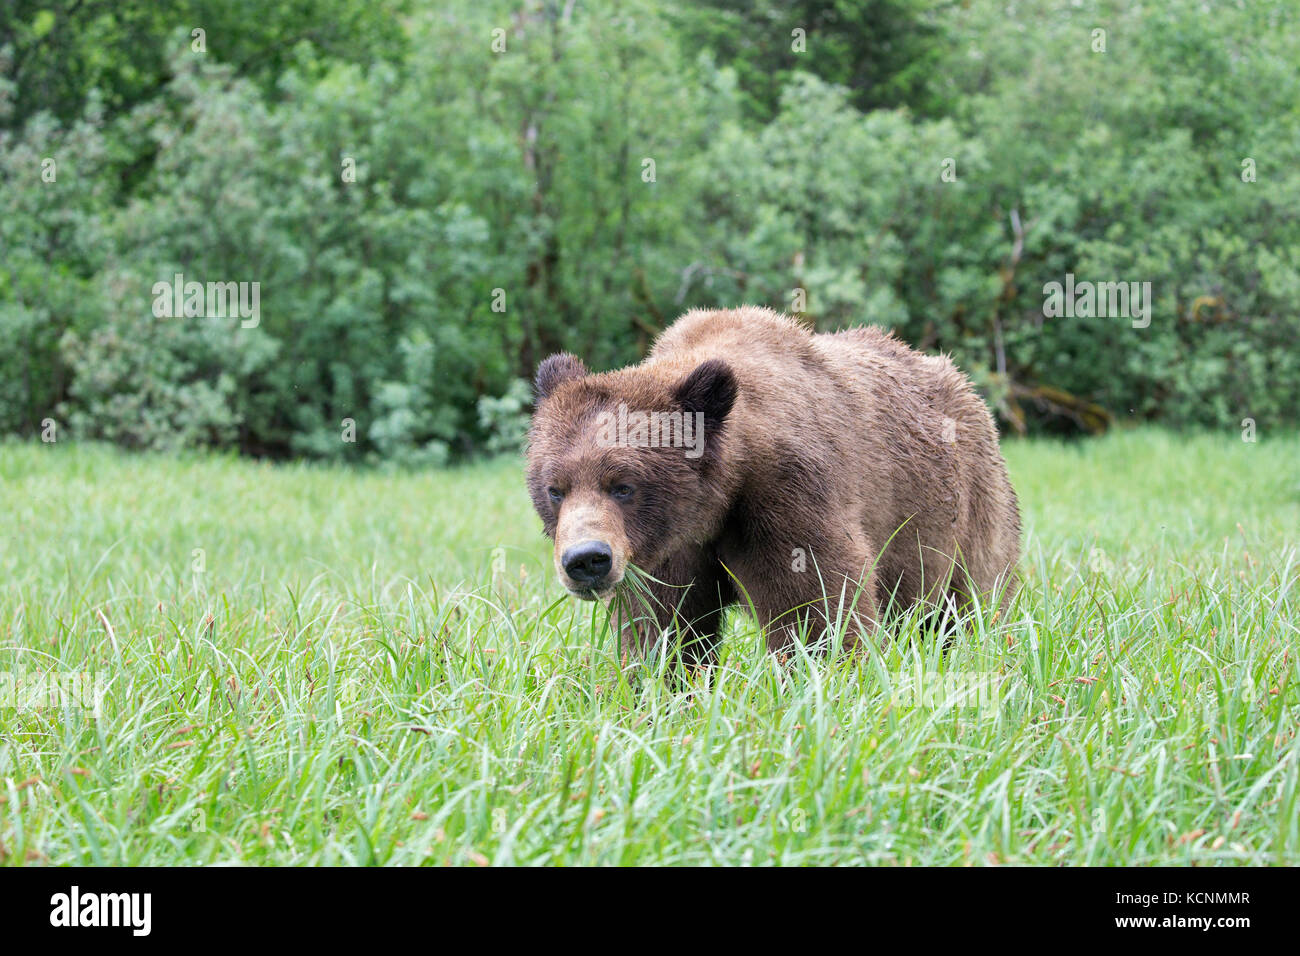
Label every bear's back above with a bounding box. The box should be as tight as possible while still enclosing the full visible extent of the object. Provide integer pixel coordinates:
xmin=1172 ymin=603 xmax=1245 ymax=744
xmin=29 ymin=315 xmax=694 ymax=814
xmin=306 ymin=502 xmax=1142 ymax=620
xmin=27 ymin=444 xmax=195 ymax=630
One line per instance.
xmin=649 ymin=306 xmax=812 ymax=361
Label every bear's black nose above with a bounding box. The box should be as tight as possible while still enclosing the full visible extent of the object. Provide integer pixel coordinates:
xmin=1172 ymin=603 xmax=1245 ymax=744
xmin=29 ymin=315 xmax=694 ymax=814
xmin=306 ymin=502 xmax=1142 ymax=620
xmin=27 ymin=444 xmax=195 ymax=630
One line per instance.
xmin=562 ymin=540 xmax=613 ymax=588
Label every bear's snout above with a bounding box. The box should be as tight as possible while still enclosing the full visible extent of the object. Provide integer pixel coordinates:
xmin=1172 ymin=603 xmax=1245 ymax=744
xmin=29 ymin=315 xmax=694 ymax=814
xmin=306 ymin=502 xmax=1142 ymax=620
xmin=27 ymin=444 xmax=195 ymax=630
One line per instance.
xmin=562 ymin=540 xmax=614 ymax=591
xmin=551 ymin=496 xmax=630 ymax=598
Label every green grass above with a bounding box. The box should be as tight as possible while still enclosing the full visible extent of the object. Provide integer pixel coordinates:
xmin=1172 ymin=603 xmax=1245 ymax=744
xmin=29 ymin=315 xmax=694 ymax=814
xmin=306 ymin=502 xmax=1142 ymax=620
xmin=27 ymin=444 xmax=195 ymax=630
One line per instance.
xmin=1 ymin=428 xmax=1297 ymax=865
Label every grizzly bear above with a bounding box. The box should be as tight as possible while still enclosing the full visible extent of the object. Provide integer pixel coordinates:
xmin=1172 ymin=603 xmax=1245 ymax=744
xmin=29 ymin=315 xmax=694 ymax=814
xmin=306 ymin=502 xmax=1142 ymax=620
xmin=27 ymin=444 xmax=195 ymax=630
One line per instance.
xmin=526 ymin=306 xmax=1020 ymax=668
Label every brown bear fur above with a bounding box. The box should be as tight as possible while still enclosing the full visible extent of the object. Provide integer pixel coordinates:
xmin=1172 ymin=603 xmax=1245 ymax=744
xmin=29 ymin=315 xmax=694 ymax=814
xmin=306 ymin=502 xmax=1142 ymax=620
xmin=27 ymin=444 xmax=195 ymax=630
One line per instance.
xmin=525 ymin=306 xmax=1020 ymax=667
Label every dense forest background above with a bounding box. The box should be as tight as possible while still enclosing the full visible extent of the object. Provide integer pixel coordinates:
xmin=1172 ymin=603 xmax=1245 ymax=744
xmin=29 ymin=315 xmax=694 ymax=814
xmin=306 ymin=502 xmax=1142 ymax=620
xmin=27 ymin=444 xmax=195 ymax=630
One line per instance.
xmin=2 ymin=0 xmax=1297 ymax=463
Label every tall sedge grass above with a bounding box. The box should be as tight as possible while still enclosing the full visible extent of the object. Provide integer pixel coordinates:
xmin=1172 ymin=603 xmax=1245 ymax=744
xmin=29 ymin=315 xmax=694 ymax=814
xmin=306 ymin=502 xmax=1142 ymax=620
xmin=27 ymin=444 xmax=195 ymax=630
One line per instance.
xmin=0 ymin=429 xmax=1295 ymax=864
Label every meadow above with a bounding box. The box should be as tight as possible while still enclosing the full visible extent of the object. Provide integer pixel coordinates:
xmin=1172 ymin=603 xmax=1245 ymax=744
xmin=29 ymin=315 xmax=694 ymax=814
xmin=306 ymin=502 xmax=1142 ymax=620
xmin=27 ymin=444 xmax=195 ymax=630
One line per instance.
xmin=1 ymin=429 xmax=1296 ymax=865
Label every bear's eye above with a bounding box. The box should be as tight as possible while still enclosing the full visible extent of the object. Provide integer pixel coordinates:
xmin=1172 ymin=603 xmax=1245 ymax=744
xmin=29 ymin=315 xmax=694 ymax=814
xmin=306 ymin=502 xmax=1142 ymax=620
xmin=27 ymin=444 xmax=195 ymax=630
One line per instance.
xmin=547 ymin=487 xmax=564 ymax=505
xmin=610 ymin=484 xmax=634 ymax=501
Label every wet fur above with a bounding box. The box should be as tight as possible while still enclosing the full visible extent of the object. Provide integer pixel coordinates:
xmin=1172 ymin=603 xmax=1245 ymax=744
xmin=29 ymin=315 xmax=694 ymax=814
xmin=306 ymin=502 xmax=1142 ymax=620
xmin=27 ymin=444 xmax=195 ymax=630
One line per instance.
xmin=526 ymin=307 xmax=1021 ymax=668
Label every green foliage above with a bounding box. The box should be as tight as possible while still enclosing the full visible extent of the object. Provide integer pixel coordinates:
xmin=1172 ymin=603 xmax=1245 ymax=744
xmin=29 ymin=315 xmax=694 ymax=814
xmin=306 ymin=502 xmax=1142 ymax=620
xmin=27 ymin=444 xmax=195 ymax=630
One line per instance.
xmin=58 ymin=306 xmax=253 ymax=452
xmin=668 ymin=0 xmax=951 ymax=121
xmin=368 ymin=333 xmax=456 ymax=468
xmin=477 ymin=378 xmax=535 ymax=457
xmin=0 ymin=85 xmax=111 ymax=436
xmin=1 ymin=0 xmax=1297 ymax=457
xmin=1 ymin=0 xmax=408 ymax=131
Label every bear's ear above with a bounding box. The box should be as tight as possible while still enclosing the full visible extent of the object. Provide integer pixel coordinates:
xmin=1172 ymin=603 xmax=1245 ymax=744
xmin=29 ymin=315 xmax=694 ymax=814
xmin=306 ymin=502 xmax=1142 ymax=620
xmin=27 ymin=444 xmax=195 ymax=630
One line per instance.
xmin=535 ymin=353 xmax=588 ymax=401
xmin=674 ymin=358 xmax=737 ymax=435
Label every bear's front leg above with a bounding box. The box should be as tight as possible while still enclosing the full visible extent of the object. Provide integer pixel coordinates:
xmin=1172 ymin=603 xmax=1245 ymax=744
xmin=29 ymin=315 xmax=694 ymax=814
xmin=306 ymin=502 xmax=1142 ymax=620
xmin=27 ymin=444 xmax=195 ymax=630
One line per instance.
xmin=735 ymin=539 xmax=880 ymax=657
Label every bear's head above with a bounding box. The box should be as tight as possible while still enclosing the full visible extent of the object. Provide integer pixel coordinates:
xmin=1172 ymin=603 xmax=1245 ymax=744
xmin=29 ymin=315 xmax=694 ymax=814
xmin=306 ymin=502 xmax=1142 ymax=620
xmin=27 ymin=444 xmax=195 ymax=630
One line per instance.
xmin=525 ymin=352 xmax=737 ymax=599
